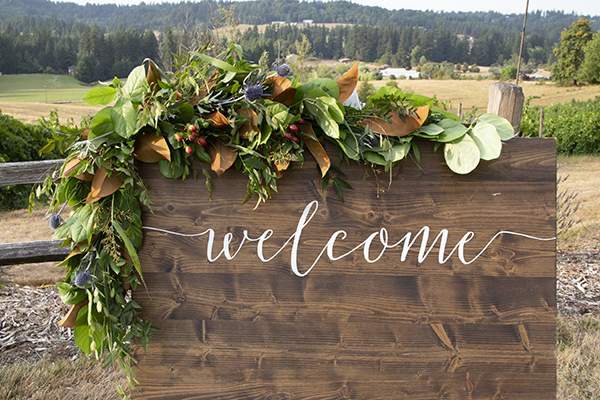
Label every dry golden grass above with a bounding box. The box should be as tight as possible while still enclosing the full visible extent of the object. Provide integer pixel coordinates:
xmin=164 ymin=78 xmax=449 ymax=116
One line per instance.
xmin=557 ymin=155 xmax=600 ymax=247
xmin=0 ymin=356 xmax=128 ymax=400
xmin=0 ymin=100 xmax=102 ymax=125
xmin=377 ymin=79 xmax=600 ymax=115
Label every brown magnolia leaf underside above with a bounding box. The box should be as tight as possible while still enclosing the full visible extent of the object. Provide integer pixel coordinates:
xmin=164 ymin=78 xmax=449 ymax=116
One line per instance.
xmin=361 ymin=105 xmax=430 ymax=137
xmin=207 ymin=110 xmax=230 ymax=128
xmin=58 ymin=299 xmax=88 ymax=328
xmin=336 ymin=62 xmax=359 ymax=104
xmin=267 ymin=76 xmax=297 ymax=107
xmin=235 ymin=108 xmax=259 ymax=139
xmin=146 ymin=59 xmax=161 ymax=94
xmin=85 ymin=166 xmax=124 ymax=204
xmin=61 ymin=158 xmax=93 ymax=181
xmin=300 ymin=123 xmax=330 ymax=177
xmin=207 ymin=140 xmax=238 ymax=177
xmin=134 ymin=132 xmax=171 ymax=163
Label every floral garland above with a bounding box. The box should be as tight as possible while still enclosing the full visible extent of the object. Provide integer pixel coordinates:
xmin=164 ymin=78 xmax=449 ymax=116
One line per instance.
xmin=34 ymin=44 xmax=514 ymax=393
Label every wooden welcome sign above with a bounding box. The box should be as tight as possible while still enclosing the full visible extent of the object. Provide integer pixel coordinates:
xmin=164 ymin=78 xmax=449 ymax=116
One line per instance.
xmin=132 ymin=137 xmax=556 ymax=399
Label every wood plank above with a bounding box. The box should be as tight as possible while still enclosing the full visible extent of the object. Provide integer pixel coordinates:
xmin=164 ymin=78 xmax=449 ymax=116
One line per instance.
xmin=133 ymin=137 xmax=556 ymax=399
xmin=0 ymin=240 xmax=70 ymax=266
xmin=135 ymin=273 xmax=555 ymax=324
xmin=0 ymin=159 xmax=63 ymax=186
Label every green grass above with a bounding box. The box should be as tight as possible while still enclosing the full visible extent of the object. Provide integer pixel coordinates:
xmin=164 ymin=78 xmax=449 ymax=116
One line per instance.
xmin=0 ymin=74 xmax=96 ymax=102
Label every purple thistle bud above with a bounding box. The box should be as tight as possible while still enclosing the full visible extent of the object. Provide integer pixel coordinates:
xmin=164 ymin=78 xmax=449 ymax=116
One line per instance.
xmin=73 ymin=270 xmax=92 ymax=288
xmin=276 ymin=63 xmax=292 ymax=77
xmin=244 ymin=85 xmax=265 ymax=102
xmin=49 ymin=214 xmax=63 ymax=229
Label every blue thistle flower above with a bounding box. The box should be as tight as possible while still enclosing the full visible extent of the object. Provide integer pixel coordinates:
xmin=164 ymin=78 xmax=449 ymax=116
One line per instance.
xmin=49 ymin=214 xmax=63 ymax=229
xmin=73 ymin=270 xmax=94 ymax=289
xmin=244 ymin=84 xmax=265 ymax=102
xmin=276 ymin=63 xmax=292 ymax=77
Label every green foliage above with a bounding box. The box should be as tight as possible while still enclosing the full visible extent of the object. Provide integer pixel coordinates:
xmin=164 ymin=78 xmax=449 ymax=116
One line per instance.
xmin=0 ymin=110 xmax=60 ymax=210
xmin=522 ymin=97 xmax=600 ymax=155
xmin=578 ymin=33 xmax=600 ymax=84
xmin=501 ymin=65 xmax=518 ymax=80
xmin=552 ymin=18 xmax=594 ymax=86
xmin=35 ymin=45 xmax=514 ymax=394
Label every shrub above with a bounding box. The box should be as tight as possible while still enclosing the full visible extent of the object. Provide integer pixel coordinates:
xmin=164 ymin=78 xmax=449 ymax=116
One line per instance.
xmin=0 ymin=110 xmax=60 ymax=210
xmin=521 ymin=97 xmax=600 ymax=155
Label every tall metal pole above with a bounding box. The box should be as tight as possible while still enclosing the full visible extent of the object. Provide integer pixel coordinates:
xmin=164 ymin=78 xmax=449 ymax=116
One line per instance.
xmin=516 ymin=0 xmax=530 ymax=85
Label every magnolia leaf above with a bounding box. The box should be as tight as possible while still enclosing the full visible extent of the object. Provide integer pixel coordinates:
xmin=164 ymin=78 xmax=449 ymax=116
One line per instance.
xmin=469 ymin=121 xmax=502 ymax=161
xmin=121 ymin=65 xmax=148 ymax=102
xmin=361 ymin=105 xmax=429 ymax=137
xmin=301 ymin=78 xmax=340 ymax=100
xmin=207 ymin=141 xmax=238 ymax=177
xmin=111 ymin=99 xmax=137 ymax=139
xmin=83 ymin=87 xmax=116 ymax=106
xmin=134 ymin=132 xmax=171 ymax=163
xmin=320 ymin=96 xmax=345 ymax=123
xmin=86 ymin=166 xmax=124 ymax=204
xmin=444 ymin=134 xmax=481 ymax=174
xmin=236 ymin=108 xmax=259 ymax=139
xmin=58 ymin=299 xmax=88 ymax=328
xmin=303 ymin=127 xmax=331 ymax=177
xmin=267 ymin=76 xmax=297 ymax=107
xmin=478 ymin=113 xmax=515 ymax=140
xmin=145 ymin=59 xmax=161 ymax=94
xmin=207 ymin=110 xmax=230 ymax=128
xmin=61 ymin=158 xmax=93 ymax=181
xmin=336 ymin=62 xmax=358 ymax=103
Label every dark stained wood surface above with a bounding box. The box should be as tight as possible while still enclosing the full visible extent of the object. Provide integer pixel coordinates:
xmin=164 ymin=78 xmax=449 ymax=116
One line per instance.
xmin=132 ymin=138 xmax=556 ymax=399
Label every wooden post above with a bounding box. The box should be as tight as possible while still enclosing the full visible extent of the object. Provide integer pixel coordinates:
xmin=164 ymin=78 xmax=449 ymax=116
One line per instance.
xmin=487 ymin=82 xmax=524 ymax=135
xmin=457 ymin=102 xmax=463 ymax=119
xmin=539 ymin=106 xmax=544 ymax=137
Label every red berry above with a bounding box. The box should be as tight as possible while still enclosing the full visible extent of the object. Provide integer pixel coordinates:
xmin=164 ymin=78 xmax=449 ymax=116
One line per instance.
xmin=291 ymin=136 xmax=300 ymax=143
xmin=297 ymin=118 xmax=305 ymax=125
xmin=284 ymin=132 xmax=292 ymax=140
xmin=185 ymin=146 xmax=193 ymax=154
xmin=188 ymin=125 xmax=197 ymax=133
xmin=176 ymin=134 xmax=183 ymax=142
xmin=289 ymin=124 xmax=299 ymax=133
xmin=197 ymin=137 xmax=207 ymax=146
xmin=189 ymin=134 xmax=198 ymax=142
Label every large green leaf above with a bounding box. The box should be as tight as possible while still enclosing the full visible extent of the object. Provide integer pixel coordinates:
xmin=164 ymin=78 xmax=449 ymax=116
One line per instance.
xmin=305 ymin=101 xmax=339 ymax=139
xmin=121 ymin=65 xmax=148 ymax=103
xmin=444 ymin=134 xmax=480 ymax=174
xmin=470 ymin=121 xmax=502 ymax=160
xmin=413 ymin=123 xmax=443 ymax=136
xmin=437 ymin=119 xmax=469 ymax=142
xmin=110 ymin=99 xmax=138 ymax=139
xmin=83 ymin=87 xmax=116 ymax=106
xmin=320 ymin=96 xmax=345 ymax=123
xmin=300 ymin=78 xmax=340 ymax=100
xmin=384 ymin=142 xmax=411 ymax=163
xmin=74 ymin=305 xmax=99 ymax=355
xmin=478 ymin=113 xmax=515 ymax=140
xmin=89 ymin=107 xmax=114 ymax=138
xmin=56 ymin=282 xmax=87 ymax=305
xmin=113 ymin=218 xmax=145 ymax=287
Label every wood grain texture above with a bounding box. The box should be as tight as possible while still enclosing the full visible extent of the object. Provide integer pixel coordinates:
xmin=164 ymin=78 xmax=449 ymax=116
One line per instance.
xmin=0 ymin=159 xmax=63 ymax=186
xmin=0 ymin=239 xmax=70 ymax=265
xmin=133 ymin=138 xmax=556 ymax=399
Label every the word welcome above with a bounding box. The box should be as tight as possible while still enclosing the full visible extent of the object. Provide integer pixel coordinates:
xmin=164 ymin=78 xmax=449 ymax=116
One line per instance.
xmin=143 ymin=201 xmax=554 ymax=277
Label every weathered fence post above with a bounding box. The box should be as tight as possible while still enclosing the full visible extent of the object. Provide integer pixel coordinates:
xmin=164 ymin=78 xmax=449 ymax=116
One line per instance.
xmin=487 ymin=82 xmax=524 ymax=135
xmin=540 ymin=106 xmax=545 ymax=137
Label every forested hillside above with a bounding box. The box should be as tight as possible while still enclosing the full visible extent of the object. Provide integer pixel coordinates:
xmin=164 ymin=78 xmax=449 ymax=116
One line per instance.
xmin=0 ymin=0 xmax=598 ymax=82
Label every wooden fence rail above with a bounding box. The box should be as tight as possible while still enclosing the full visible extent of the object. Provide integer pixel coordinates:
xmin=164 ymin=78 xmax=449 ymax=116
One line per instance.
xmin=0 ymin=159 xmax=66 ymax=266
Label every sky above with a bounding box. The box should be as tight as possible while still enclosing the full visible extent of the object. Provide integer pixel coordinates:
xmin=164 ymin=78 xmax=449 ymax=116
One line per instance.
xmin=53 ymin=0 xmax=600 ymax=16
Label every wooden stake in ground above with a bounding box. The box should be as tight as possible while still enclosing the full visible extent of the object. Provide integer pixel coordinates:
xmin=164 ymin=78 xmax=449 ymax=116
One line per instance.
xmin=487 ymin=82 xmax=524 ymax=135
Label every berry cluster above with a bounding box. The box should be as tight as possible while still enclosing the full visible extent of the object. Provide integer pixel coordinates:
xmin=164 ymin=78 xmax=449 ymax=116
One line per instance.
xmin=284 ymin=118 xmax=305 ymax=144
xmin=177 ymin=125 xmax=207 ymax=154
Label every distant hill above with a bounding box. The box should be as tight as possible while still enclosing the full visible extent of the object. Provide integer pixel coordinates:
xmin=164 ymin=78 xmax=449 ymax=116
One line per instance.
xmin=0 ymin=0 xmax=598 ymax=40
